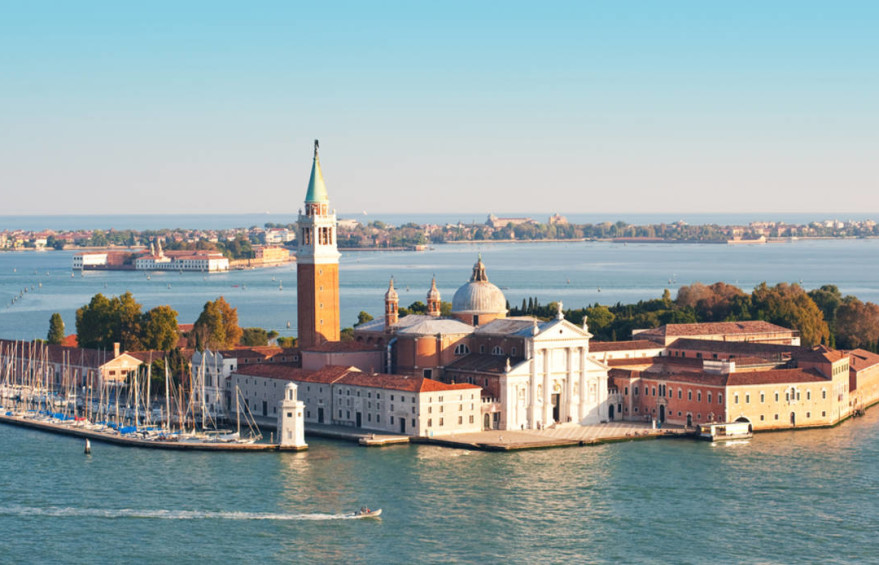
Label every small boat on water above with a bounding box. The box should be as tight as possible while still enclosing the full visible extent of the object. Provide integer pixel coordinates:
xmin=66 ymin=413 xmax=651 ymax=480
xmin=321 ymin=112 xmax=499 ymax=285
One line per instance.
xmin=698 ymin=421 xmax=753 ymax=442
xmin=351 ymin=507 xmax=382 ymax=519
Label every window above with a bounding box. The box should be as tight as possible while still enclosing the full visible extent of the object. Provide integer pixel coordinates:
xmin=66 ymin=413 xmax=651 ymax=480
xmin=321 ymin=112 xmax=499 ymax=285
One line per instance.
xmin=511 ymin=347 xmax=517 ymax=356
xmin=480 ymin=345 xmax=485 ymax=354
xmin=624 ymin=387 xmax=629 ymax=395
xmin=469 ymin=415 xmax=474 ymax=424
xmin=390 ymin=416 xmax=394 ymax=424
xmin=760 ymin=415 xmax=764 ymax=421
xmin=428 ymin=419 xmax=432 ymax=427
xmin=454 ymin=344 xmax=470 ymax=355
xmin=491 ymin=346 xmax=504 ymax=356
xmin=775 ymin=392 xmax=780 ymax=402
xmin=822 ymin=390 xmax=826 ymax=399
xmin=458 ymin=416 xmax=463 ymax=424
xmin=678 ymin=389 xmax=682 ymax=399
xmin=708 ymin=392 xmax=712 ymax=403
xmin=806 ymin=412 xmax=811 ymax=418
xmin=423 ymin=369 xmax=432 ymax=378
xmin=734 ymin=394 xmax=739 ymax=404
xmin=807 ymin=391 xmax=811 ymax=400
xmin=760 ymin=393 xmax=764 ymax=403
xmin=745 ymin=394 xmax=750 ymax=404
xmin=697 ymin=391 xmax=702 ymax=402
xmin=774 ymin=414 xmax=779 ymax=420
xmin=439 ymin=418 xmax=444 ymax=426
xmin=688 ymin=391 xmax=693 ymax=401
xmin=652 ymin=387 xmax=656 ymax=397
xmin=634 ymin=386 xmax=639 ymax=396
xmin=391 ymin=395 xmax=395 ymax=401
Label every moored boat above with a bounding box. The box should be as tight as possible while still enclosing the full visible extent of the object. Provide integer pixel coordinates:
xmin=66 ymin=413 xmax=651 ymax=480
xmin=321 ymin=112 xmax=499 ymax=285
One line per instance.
xmin=698 ymin=421 xmax=753 ymax=442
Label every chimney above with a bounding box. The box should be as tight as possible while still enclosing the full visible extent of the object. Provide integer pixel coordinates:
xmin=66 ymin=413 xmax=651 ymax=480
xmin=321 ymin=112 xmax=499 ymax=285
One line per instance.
xmin=113 ymin=342 xmax=121 ymax=357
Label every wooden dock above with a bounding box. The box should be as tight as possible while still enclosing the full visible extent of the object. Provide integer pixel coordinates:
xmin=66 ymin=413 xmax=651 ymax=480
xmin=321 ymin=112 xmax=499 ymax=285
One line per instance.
xmin=0 ymin=413 xmax=306 ymax=452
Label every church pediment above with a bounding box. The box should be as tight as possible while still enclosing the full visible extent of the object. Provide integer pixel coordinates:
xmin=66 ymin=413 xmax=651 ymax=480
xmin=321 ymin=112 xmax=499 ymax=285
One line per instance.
xmin=531 ymin=319 xmax=593 ymax=343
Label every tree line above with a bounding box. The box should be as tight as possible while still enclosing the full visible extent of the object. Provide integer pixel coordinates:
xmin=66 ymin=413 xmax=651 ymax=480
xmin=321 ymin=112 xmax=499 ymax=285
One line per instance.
xmin=510 ymin=282 xmax=879 ymax=351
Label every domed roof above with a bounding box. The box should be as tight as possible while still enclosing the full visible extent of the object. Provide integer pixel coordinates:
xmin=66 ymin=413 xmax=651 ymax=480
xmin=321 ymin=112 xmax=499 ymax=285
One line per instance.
xmin=451 ymin=257 xmax=507 ymax=315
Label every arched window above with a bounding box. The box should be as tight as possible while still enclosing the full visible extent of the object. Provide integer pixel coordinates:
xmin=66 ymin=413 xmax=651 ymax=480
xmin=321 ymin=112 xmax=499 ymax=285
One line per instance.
xmin=491 ymin=346 xmax=504 ymax=356
xmin=454 ymin=344 xmax=471 ymax=355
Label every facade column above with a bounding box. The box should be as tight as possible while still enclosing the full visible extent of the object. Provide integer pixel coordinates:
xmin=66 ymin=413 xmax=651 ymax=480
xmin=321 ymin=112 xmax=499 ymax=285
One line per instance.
xmin=529 ymin=345 xmax=539 ymax=429
xmin=543 ymin=347 xmax=552 ymax=424
xmin=579 ymin=347 xmax=588 ymax=421
xmin=565 ymin=347 xmax=574 ymax=423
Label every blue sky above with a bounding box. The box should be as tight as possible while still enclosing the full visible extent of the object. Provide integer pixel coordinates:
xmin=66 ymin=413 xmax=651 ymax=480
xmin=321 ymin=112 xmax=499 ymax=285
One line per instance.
xmin=1 ymin=1 xmax=877 ymax=216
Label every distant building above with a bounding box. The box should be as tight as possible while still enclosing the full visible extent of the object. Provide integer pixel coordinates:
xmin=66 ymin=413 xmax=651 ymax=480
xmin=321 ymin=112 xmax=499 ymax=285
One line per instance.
xmin=486 ymin=214 xmax=536 ymax=228
xmin=548 ymin=213 xmax=568 ymax=225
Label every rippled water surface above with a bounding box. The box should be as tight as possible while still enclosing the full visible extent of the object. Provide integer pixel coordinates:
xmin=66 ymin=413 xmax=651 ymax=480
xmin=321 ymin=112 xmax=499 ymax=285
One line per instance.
xmin=2 ymin=411 xmax=878 ymax=563
xmin=3 ymin=240 xmax=879 ymax=562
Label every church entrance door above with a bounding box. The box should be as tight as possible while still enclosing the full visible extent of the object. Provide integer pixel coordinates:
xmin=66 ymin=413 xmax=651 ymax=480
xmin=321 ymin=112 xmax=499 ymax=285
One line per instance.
xmin=659 ymin=405 xmax=665 ymax=424
xmin=551 ymin=393 xmax=560 ymax=423
xmin=608 ymin=404 xmax=615 ymax=421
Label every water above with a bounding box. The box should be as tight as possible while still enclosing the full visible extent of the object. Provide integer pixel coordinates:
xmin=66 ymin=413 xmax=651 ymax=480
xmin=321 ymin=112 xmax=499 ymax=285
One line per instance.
xmin=1 ymin=412 xmax=878 ymax=563
xmin=2 ymin=239 xmax=879 ymax=562
xmin=3 ymin=238 xmax=879 ymax=340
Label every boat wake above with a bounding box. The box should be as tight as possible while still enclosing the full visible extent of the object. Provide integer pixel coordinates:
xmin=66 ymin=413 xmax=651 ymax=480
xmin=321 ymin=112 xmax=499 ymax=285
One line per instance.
xmin=0 ymin=505 xmax=359 ymax=521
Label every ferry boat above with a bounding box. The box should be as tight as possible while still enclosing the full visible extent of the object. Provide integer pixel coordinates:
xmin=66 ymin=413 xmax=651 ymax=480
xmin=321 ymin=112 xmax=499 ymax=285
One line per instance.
xmin=698 ymin=421 xmax=753 ymax=442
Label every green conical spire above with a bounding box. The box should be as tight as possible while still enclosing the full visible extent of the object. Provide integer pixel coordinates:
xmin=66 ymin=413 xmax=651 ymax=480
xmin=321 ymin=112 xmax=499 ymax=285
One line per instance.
xmin=305 ymin=139 xmax=329 ymax=203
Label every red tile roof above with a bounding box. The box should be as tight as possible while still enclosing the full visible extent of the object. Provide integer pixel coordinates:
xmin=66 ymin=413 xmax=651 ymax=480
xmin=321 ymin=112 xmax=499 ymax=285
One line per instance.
xmin=591 ymin=340 xmax=664 ymax=352
xmin=845 ymin=349 xmax=879 ymax=372
xmin=303 ymin=341 xmax=384 ymax=352
xmin=641 ymin=321 xmax=795 ymax=338
xmin=726 ymin=368 xmax=827 ymax=386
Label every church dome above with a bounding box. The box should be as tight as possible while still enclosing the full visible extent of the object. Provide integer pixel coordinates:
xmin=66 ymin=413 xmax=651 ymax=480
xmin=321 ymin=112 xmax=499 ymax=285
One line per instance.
xmin=451 ymin=257 xmax=507 ymax=316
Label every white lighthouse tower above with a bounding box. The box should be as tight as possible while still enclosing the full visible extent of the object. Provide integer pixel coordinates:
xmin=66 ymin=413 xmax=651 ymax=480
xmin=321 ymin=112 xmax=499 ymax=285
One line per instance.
xmin=278 ymin=382 xmax=307 ymax=450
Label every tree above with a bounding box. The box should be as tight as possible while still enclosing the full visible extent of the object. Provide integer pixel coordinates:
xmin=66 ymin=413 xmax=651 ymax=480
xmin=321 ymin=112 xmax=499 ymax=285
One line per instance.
xmin=76 ymin=293 xmax=120 ymax=350
xmin=142 ymin=305 xmax=179 ymax=350
xmin=277 ymin=336 xmax=297 ymax=348
xmin=241 ymin=327 xmax=269 ymax=346
xmin=808 ymin=285 xmax=843 ymax=327
xmin=340 ymin=327 xmax=355 ymax=342
xmin=47 ymin=313 xmax=65 ymax=345
xmin=751 ymin=282 xmax=829 ymax=346
xmin=116 ymin=292 xmax=144 ymax=351
xmin=834 ymin=297 xmax=879 ymax=350
xmin=356 ymin=311 xmax=374 ymax=326
xmin=193 ymin=296 xmax=243 ymax=349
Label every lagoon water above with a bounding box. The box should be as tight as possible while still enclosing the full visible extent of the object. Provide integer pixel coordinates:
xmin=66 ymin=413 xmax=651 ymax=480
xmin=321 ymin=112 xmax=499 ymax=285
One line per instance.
xmin=3 ymin=238 xmax=879 ymax=341
xmin=2 ymin=239 xmax=879 ymax=562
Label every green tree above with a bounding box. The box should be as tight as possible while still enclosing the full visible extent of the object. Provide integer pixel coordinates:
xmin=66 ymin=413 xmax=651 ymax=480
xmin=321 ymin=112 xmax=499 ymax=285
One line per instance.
xmin=241 ymin=327 xmax=269 ymax=346
xmin=194 ymin=296 xmax=243 ymax=349
xmin=76 ymin=293 xmax=119 ymax=350
xmin=47 ymin=313 xmax=65 ymax=345
xmin=340 ymin=327 xmax=355 ymax=341
xmin=277 ymin=336 xmax=298 ymax=348
xmin=142 ymin=305 xmax=179 ymax=350
xmin=808 ymin=285 xmax=843 ymax=327
xmin=751 ymin=282 xmax=829 ymax=346
xmin=356 ymin=311 xmax=374 ymax=326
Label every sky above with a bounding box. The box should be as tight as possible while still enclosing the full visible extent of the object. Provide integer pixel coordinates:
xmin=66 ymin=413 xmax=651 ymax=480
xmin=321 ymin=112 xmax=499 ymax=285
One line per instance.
xmin=1 ymin=1 xmax=877 ymax=216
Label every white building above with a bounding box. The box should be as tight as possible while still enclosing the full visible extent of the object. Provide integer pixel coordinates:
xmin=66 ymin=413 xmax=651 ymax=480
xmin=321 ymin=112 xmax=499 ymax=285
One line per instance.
xmin=72 ymin=252 xmax=108 ymax=269
xmin=230 ymin=364 xmax=482 ymax=437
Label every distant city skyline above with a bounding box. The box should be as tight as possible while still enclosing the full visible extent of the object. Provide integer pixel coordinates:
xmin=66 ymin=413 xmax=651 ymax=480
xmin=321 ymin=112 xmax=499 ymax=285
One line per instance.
xmin=1 ymin=1 xmax=877 ymax=215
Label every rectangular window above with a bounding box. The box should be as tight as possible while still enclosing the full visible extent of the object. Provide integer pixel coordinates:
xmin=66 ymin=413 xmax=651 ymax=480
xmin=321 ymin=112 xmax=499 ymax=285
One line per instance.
xmin=745 ymin=394 xmax=750 ymax=404
xmin=688 ymin=391 xmax=693 ymax=401
xmin=807 ymin=391 xmax=811 ymax=400
xmin=458 ymin=416 xmax=463 ymax=425
xmin=734 ymin=394 xmax=739 ymax=404
xmin=678 ymin=389 xmax=682 ymax=399
xmin=440 ymin=418 xmax=444 ymax=426
xmin=708 ymin=392 xmax=712 ymax=403
xmin=760 ymin=393 xmax=764 ymax=403
xmin=428 ymin=419 xmax=432 ymax=427
xmin=697 ymin=391 xmax=702 ymax=402
xmin=469 ymin=415 xmax=474 ymax=424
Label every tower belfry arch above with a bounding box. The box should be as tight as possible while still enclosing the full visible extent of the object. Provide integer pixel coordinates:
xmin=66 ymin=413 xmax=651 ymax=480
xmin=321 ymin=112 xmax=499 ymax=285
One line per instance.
xmin=296 ymin=139 xmax=341 ymax=348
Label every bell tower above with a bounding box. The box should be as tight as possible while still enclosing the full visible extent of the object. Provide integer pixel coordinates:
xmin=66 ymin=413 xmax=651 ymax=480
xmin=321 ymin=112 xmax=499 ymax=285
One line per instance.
xmin=427 ymin=276 xmax=441 ymax=317
xmin=297 ymin=140 xmax=340 ymax=348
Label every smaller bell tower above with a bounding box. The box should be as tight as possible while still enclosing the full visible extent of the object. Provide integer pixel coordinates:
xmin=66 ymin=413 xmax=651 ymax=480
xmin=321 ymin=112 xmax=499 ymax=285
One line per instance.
xmin=385 ymin=278 xmax=399 ymax=330
xmin=427 ymin=276 xmax=441 ymax=317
